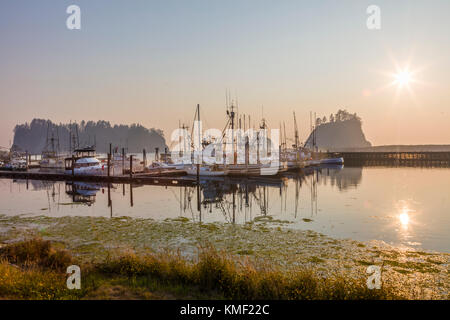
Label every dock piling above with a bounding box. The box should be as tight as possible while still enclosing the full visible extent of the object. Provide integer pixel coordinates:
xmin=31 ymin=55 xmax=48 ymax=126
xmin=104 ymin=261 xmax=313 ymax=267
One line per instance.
xmin=107 ymin=153 xmax=111 ymax=178
xmin=143 ymin=148 xmax=147 ymax=169
xmin=129 ymin=155 xmax=133 ymax=179
xmin=71 ymin=155 xmax=75 ymax=177
xmin=122 ymin=148 xmax=125 ymax=175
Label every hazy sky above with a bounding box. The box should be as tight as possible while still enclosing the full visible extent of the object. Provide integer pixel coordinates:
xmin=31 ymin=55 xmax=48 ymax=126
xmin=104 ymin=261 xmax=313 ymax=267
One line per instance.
xmin=1 ymin=0 xmax=449 ymax=148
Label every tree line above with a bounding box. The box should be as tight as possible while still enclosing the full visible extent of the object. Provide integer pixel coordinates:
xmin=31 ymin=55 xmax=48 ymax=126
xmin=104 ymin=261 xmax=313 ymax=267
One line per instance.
xmin=12 ymin=119 xmax=167 ymax=154
xmin=315 ymin=109 xmax=361 ymax=127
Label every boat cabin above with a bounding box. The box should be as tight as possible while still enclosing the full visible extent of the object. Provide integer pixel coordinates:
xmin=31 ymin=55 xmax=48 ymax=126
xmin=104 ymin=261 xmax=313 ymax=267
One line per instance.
xmin=65 ymin=147 xmax=97 ymax=170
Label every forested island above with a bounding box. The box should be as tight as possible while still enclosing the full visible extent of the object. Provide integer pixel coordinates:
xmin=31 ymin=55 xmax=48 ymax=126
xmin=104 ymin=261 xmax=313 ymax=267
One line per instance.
xmin=305 ymin=109 xmax=372 ymax=151
xmin=12 ymin=119 xmax=167 ymax=154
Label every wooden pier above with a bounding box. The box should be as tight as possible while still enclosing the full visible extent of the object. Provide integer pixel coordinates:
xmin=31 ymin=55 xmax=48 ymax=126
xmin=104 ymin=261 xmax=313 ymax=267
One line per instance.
xmin=331 ymin=151 xmax=450 ymax=167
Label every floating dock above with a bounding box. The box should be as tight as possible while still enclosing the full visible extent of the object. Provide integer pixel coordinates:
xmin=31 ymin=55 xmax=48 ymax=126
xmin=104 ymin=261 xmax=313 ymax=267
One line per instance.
xmin=0 ymin=170 xmax=196 ymax=187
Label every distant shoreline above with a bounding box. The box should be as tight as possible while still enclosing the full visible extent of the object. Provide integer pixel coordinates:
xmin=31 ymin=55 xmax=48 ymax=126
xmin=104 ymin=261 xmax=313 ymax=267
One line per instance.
xmin=331 ymin=145 xmax=450 ymax=152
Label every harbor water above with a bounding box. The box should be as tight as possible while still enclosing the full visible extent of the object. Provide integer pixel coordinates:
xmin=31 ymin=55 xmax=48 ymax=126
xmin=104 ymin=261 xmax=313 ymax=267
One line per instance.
xmin=0 ymin=165 xmax=449 ymax=252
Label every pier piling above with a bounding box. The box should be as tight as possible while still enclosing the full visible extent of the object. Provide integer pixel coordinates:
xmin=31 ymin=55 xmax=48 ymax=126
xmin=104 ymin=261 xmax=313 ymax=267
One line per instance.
xmin=129 ymin=155 xmax=133 ymax=179
xmin=107 ymin=153 xmax=111 ymax=177
xmin=71 ymin=155 xmax=75 ymax=177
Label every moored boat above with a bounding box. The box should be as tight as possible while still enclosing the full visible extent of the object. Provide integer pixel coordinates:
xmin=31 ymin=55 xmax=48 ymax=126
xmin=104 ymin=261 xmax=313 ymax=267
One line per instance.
xmin=64 ymin=147 xmax=109 ymax=176
xmin=186 ymin=165 xmax=228 ymax=176
xmin=320 ymin=157 xmax=344 ymax=165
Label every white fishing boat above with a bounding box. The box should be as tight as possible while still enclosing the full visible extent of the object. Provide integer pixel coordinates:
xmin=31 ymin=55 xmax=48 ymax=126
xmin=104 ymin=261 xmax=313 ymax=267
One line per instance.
xmin=65 ymin=147 xmax=109 ymax=176
xmin=149 ymin=161 xmax=188 ymax=171
xmin=71 ymin=157 xmax=108 ymax=175
xmin=186 ymin=165 xmax=228 ymax=176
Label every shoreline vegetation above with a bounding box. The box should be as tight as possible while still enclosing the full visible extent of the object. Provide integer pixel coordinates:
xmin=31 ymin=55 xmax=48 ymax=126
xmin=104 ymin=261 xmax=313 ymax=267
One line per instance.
xmin=0 ymin=239 xmax=398 ymax=300
xmin=0 ymin=215 xmax=449 ymax=300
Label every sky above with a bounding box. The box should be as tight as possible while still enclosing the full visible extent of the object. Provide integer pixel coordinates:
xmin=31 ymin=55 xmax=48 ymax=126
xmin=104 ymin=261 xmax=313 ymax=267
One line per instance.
xmin=0 ymin=0 xmax=449 ymax=148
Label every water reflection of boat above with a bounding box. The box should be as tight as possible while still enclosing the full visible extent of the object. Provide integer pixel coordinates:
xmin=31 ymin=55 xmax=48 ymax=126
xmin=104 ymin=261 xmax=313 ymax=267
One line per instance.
xmin=65 ymin=181 xmax=101 ymax=205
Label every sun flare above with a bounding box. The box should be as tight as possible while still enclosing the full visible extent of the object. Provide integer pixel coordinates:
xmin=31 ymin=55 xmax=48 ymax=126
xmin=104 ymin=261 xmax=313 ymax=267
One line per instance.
xmin=399 ymin=212 xmax=410 ymax=227
xmin=394 ymin=70 xmax=413 ymax=87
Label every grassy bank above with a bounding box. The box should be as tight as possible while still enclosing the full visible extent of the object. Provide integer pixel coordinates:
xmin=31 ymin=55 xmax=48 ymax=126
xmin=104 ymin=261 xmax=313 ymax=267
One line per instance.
xmin=1 ymin=238 xmax=403 ymax=300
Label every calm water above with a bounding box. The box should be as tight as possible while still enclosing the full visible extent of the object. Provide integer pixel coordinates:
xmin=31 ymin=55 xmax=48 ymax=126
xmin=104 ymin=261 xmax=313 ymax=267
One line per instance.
xmin=1 ymin=165 xmax=449 ymax=252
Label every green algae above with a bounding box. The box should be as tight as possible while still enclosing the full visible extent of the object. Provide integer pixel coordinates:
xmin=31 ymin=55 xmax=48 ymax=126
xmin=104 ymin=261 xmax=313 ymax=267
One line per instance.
xmin=0 ymin=214 xmax=449 ymax=299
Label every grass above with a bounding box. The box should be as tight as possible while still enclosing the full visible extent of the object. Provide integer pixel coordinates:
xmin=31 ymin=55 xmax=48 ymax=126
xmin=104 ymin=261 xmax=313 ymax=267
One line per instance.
xmin=0 ymin=238 xmax=405 ymax=300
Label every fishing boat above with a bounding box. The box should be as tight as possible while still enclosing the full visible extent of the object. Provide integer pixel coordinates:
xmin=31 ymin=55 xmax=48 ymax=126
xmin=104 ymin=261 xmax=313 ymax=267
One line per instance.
xmin=112 ymin=152 xmax=142 ymax=166
xmin=64 ymin=147 xmax=109 ymax=175
xmin=111 ymin=152 xmax=143 ymax=174
xmin=283 ymin=149 xmax=308 ymax=170
xmin=186 ymin=164 xmax=228 ymax=176
xmin=221 ymin=163 xmax=287 ymax=176
xmin=149 ymin=161 xmax=188 ymax=171
xmin=39 ymin=125 xmax=66 ymax=169
xmin=40 ymin=153 xmax=65 ymax=169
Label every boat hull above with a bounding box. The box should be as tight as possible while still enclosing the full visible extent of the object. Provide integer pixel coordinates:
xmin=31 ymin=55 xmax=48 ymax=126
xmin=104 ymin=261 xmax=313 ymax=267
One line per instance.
xmin=320 ymin=157 xmax=344 ymax=165
xmin=186 ymin=166 xmax=227 ymax=176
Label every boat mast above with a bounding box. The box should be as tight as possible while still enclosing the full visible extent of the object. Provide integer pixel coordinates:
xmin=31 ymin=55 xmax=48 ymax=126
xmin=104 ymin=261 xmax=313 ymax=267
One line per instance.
xmin=197 ymin=103 xmax=201 ymax=169
xmin=56 ymin=126 xmax=60 ymax=154
xmin=293 ymin=111 xmax=299 ymax=149
xmin=46 ymin=123 xmax=50 ymax=152
xmin=69 ymin=121 xmax=71 ymax=152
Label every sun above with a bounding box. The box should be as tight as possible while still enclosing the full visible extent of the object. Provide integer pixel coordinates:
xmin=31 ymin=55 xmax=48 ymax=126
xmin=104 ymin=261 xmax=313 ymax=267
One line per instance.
xmin=374 ymin=53 xmax=426 ymax=106
xmin=394 ymin=70 xmax=413 ymax=87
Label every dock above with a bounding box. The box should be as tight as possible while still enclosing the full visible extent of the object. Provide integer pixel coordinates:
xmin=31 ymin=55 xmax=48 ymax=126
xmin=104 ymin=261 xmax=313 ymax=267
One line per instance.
xmin=0 ymin=170 xmax=197 ymax=187
xmin=331 ymin=151 xmax=450 ymax=167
